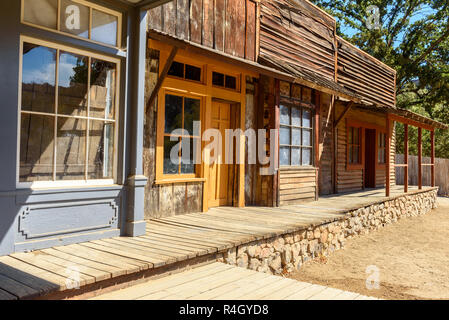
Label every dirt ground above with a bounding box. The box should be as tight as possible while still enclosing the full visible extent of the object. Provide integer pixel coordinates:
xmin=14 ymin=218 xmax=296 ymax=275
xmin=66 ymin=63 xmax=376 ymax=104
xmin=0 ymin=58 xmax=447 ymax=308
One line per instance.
xmin=289 ymin=197 xmax=449 ymax=300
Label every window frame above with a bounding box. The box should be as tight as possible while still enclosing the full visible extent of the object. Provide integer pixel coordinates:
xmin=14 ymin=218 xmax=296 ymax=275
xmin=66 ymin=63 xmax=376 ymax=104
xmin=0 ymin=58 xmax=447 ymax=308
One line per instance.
xmin=17 ymin=35 xmax=121 ymax=189
xmin=166 ymin=60 xmax=205 ymax=84
xmin=376 ymin=130 xmax=387 ymax=169
xmin=20 ymin=0 xmax=123 ymax=49
xmin=279 ymin=100 xmax=315 ymax=168
xmin=210 ymin=68 xmax=241 ymax=93
xmin=156 ymin=89 xmax=204 ymax=181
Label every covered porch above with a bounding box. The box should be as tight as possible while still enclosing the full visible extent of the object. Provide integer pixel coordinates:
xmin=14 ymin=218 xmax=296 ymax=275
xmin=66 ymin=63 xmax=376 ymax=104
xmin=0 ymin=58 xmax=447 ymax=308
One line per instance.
xmin=0 ymin=186 xmax=437 ymax=300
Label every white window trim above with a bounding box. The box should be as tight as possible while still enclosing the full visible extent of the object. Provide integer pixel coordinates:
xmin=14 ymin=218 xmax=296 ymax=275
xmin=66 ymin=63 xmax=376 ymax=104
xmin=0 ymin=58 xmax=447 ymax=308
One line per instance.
xmin=16 ymin=35 xmax=121 ymax=189
xmin=20 ymin=0 xmax=123 ymax=49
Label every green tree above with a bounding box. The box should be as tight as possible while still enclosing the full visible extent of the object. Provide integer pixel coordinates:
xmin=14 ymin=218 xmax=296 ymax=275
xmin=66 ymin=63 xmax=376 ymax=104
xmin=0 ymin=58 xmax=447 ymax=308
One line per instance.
xmin=313 ymin=0 xmax=449 ymax=158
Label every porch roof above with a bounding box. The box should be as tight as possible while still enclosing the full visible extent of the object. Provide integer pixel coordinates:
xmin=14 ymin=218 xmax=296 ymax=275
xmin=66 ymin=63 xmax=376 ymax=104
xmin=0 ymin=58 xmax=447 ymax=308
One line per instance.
xmin=354 ymin=102 xmax=448 ymax=130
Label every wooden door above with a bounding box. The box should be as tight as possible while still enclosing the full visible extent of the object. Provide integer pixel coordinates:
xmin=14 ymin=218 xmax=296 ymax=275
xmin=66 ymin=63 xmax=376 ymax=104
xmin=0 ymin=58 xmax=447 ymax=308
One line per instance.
xmin=208 ymin=101 xmax=231 ymax=207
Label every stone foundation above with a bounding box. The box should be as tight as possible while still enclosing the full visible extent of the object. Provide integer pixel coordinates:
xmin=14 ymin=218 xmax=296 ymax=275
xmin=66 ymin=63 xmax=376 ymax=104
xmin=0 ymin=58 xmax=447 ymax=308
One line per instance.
xmin=218 ymin=189 xmax=438 ymax=275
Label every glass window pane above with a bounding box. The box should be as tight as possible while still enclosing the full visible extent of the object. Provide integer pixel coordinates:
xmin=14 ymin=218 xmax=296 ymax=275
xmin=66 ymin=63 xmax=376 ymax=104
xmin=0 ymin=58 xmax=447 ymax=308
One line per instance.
xmin=180 ymin=138 xmax=197 ymax=174
xmin=280 ymin=105 xmax=290 ymax=125
xmin=302 ymin=148 xmax=312 ymax=165
xmin=19 ymin=114 xmax=55 ymax=182
xmin=168 ymin=61 xmax=184 ymax=78
xmin=56 ymin=117 xmax=86 ymax=180
xmin=354 ymin=146 xmax=359 ymax=164
xmin=302 ymin=129 xmax=312 ymax=146
xmin=292 ymin=128 xmax=301 ymax=146
xmin=185 ymin=64 xmax=201 ymax=82
xmin=184 ymin=98 xmax=200 ymax=135
xmin=90 ymin=59 xmax=117 ymax=119
xmin=354 ymin=128 xmax=359 ymax=144
xmin=88 ymin=121 xmax=114 ymax=179
xmin=302 ymin=109 xmax=312 ymax=128
xmin=348 ymin=128 xmax=353 ymax=144
xmin=60 ymin=0 xmax=89 ymax=38
xmin=164 ymin=136 xmax=180 ymax=174
xmin=280 ymin=147 xmax=290 ymax=166
xmin=225 ymin=75 xmax=237 ymax=90
xmin=292 ymin=107 xmax=300 ymax=126
xmin=91 ymin=9 xmax=118 ymax=46
xmin=291 ymin=148 xmax=300 ymax=166
xmin=280 ymin=127 xmax=291 ymax=146
xmin=280 ymin=81 xmax=290 ymax=97
xmin=349 ymin=146 xmax=353 ymax=163
xmin=291 ymin=85 xmax=301 ymax=99
xmin=58 ymin=52 xmax=89 ymax=116
xmin=22 ymin=44 xmax=56 ymax=113
xmin=212 ymin=72 xmax=224 ymax=87
xmin=302 ymin=87 xmax=312 ymax=103
xmin=23 ymin=0 xmax=58 ymax=29
xmin=164 ymin=94 xmax=183 ymax=134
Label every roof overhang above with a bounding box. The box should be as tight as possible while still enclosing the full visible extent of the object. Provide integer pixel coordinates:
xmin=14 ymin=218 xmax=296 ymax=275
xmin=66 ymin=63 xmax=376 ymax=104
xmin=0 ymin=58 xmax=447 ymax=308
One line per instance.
xmin=353 ymin=102 xmax=448 ymax=130
xmin=148 ymin=30 xmax=303 ymax=84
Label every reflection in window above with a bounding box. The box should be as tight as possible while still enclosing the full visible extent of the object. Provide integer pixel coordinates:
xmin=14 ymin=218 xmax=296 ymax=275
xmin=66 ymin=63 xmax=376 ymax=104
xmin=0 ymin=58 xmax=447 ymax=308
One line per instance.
xmin=163 ymin=94 xmax=201 ymax=175
xmin=20 ymin=114 xmax=54 ymax=182
xmin=19 ymin=41 xmax=118 ymax=183
xmin=90 ymin=59 xmax=116 ymax=119
xmin=58 ymin=52 xmax=89 ymax=116
xmin=91 ymin=10 xmax=118 ymax=46
xmin=279 ymin=104 xmax=314 ymax=166
xmin=21 ymin=44 xmax=56 ymax=114
xmin=23 ymin=0 xmax=58 ymax=29
xmin=348 ymin=127 xmax=361 ymax=164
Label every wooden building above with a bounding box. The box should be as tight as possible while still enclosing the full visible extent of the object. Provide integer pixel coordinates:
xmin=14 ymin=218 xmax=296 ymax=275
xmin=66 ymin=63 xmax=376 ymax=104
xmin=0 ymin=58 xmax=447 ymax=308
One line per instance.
xmin=142 ymin=0 xmax=446 ymax=218
xmin=0 ymin=0 xmax=446 ymax=256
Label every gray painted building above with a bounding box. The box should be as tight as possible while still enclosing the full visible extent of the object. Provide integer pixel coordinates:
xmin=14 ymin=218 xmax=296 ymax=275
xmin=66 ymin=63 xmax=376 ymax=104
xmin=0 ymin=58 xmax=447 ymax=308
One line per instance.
xmin=0 ymin=0 xmax=169 ymax=255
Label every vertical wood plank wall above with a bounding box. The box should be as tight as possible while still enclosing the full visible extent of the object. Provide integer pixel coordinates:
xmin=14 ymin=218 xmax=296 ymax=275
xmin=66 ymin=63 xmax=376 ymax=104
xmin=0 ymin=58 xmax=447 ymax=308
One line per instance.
xmin=148 ymin=0 xmax=258 ymax=61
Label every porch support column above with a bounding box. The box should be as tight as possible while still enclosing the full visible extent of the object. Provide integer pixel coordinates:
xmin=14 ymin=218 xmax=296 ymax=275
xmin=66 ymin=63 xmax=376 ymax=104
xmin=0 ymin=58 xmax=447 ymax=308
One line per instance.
xmin=431 ymin=130 xmax=435 ymax=187
xmin=273 ymin=79 xmax=280 ymax=207
xmin=404 ymin=124 xmax=408 ymax=193
xmin=418 ymin=127 xmax=423 ymax=190
xmin=386 ymin=114 xmax=391 ymax=197
xmin=125 ymin=9 xmax=148 ymax=236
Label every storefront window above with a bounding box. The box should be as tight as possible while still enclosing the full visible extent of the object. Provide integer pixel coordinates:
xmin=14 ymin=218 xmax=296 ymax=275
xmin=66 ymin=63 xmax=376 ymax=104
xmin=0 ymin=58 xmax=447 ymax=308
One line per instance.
xmin=22 ymin=0 xmax=121 ymax=47
xmin=19 ymin=40 xmax=118 ymax=184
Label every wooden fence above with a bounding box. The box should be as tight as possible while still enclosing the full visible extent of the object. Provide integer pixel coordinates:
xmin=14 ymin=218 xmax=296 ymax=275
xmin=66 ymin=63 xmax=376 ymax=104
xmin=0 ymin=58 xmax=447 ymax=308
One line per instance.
xmin=396 ymin=154 xmax=449 ymax=196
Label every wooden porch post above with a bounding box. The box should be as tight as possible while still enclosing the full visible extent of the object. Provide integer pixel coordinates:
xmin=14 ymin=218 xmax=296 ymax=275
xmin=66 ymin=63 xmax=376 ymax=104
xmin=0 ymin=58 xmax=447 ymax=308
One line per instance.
xmin=404 ymin=124 xmax=408 ymax=193
xmin=273 ymin=79 xmax=280 ymax=207
xmin=314 ymin=91 xmax=321 ymax=201
xmin=385 ymin=114 xmax=391 ymax=197
xmin=418 ymin=127 xmax=422 ymax=190
xmin=431 ymin=129 xmax=435 ymax=187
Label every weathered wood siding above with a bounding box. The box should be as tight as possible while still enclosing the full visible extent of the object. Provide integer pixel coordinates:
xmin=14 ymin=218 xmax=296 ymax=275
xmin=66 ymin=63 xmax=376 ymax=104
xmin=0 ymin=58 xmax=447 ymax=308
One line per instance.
xmin=258 ymin=0 xmax=396 ymax=108
xmin=259 ymin=0 xmax=336 ymax=81
xmin=143 ymin=48 xmax=202 ymax=219
xmin=279 ymin=168 xmax=317 ymax=205
xmin=318 ymin=93 xmax=333 ymax=195
xmin=337 ymin=37 xmax=396 ymax=108
xmin=148 ymin=0 xmax=258 ymax=61
xmin=335 ymin=102 xmax=396 ymax=193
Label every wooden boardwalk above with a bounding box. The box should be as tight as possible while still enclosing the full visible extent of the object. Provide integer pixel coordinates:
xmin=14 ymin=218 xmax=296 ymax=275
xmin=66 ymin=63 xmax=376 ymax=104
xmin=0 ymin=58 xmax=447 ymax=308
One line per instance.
xmin=0 ymin=186 xmax=433 ymax=299
xmin=92 ymin=262 xmax=378 ymax=300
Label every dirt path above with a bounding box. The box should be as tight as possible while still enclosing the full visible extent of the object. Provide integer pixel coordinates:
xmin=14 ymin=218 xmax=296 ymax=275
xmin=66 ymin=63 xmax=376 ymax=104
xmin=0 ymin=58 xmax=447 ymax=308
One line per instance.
xmin=289 ymin=197 xmax=449 ymax=300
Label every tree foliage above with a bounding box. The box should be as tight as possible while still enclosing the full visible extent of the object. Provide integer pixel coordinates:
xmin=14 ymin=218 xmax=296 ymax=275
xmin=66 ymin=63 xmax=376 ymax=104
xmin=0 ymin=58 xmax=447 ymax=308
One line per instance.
xmin=313 ymin=0 xmax=449 ymax=158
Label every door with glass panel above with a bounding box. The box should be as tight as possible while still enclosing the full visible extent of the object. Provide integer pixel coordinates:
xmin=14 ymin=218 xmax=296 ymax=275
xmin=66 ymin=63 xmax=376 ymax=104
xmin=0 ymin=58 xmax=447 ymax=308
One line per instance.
xmin=208 ymin=101 xmax=231 ymax=207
